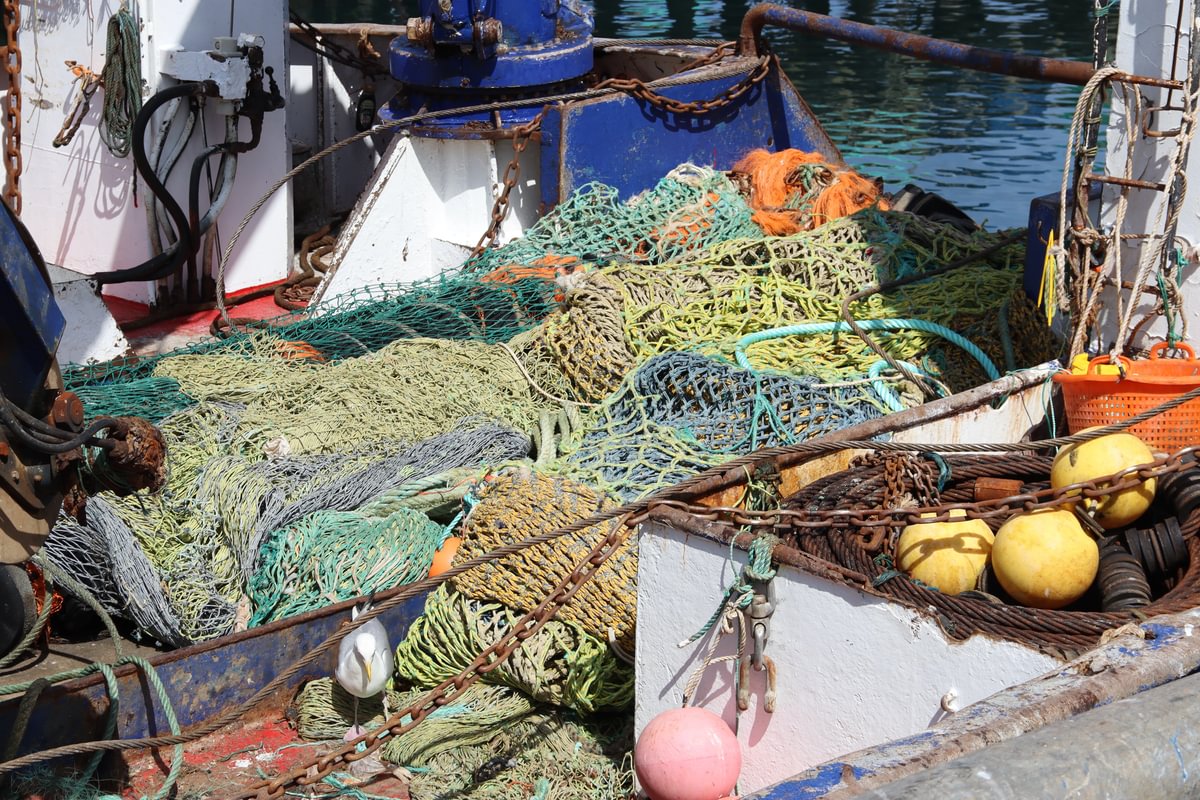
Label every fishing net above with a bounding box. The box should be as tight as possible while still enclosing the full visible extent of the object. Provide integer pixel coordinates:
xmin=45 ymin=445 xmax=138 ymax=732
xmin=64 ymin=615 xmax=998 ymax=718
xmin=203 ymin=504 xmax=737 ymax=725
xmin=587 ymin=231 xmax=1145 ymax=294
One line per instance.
xmin=464 ymin=163 xmax=760 ymax=275
xmin=42 ymin=408 xmax=531 ymax=645
xmin=450 ymin=471 xmax=635 ymax=649
xmin=554 ymin=352 xmax=885 ymax=500
xmin=732 ymin=148 xmax=891 ymax=235
xmin=294 ymin=679 xmax=633 ymax=799
xmin=153 ymin=338 xmax=556 ymax=455
xmin=248 ymin=507 xmax=445 ymax=626
xmin=542 ymin=210 xmax=1038 ymax=402
xmin=394 ymin=586 xmax=633 ymax=713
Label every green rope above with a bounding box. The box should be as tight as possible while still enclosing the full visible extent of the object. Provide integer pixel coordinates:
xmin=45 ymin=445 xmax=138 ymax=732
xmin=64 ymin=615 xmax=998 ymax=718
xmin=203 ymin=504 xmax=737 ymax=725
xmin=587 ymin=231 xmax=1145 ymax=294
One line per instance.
xmin=733 ymin=319 xmax=1000 ymax=385
xmin=99 ymin=2 xmax=143 ymax=158
xmin=681 ymin=534 xmax=778 ymax=646
xmin=0 ymin=559 xmax=181 ymax=800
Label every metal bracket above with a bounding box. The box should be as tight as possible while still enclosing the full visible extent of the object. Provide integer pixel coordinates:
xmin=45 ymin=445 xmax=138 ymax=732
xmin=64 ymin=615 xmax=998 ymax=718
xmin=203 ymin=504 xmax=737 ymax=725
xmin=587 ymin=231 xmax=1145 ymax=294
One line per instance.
xmin=737 ymin=574 xmax=778 ymax=712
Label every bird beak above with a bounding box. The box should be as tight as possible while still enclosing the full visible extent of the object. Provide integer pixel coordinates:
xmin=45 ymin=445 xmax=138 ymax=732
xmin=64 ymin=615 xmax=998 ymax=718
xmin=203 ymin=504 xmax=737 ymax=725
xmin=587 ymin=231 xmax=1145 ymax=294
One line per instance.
xmin=365 ymin=663 xmax=373 ymax=682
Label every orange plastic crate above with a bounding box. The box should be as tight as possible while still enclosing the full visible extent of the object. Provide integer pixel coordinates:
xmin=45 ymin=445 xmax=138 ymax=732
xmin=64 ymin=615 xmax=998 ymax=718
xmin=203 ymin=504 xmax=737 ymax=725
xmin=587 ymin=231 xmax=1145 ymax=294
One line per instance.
xmin=1054 ymin=342 xmax=1200 ymax=453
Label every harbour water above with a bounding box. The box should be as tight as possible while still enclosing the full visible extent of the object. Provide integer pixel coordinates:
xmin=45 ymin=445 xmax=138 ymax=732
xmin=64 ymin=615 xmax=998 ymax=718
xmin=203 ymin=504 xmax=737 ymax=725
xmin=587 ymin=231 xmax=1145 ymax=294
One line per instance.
xmin=293 ymin=0 xmax=1101 ymax=226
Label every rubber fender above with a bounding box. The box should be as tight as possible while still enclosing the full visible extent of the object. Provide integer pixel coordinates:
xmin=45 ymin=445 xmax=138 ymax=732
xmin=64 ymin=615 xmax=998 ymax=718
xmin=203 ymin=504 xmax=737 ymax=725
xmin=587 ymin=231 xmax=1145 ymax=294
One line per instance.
xmin=0 ymin=563 xmax=36 ymax=659
xmin=890 ymin=183 xmax=980 ymax=234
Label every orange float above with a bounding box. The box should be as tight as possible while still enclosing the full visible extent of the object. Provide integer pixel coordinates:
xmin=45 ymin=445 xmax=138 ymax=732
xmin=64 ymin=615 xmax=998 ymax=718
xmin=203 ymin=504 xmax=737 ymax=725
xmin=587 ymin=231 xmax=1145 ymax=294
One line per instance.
xmin=429 ymin=536 xmax=462 ymax=578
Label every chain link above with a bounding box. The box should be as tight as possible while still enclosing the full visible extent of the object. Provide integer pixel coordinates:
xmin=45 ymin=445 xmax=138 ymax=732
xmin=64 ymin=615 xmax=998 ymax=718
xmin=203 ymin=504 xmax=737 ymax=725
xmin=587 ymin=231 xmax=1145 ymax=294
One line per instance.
xmin=3 ymin=0 xmax=21 ymax=214
xmin=288 ymin=10 xmax=387 ymax=75
xmin=231 ymin=517 xmax=633 ymax=800
xmin=633 ymin=449 xmax=1200 ymax=536
xmin=469 ymin=108 xmax=548 ymax=258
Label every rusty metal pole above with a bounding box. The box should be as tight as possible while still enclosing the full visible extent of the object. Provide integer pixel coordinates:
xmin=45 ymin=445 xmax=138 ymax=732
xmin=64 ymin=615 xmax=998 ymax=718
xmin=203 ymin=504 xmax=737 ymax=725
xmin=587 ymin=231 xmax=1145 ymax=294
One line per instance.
xmin=737 ymin=3 xmax=1096 ymax=85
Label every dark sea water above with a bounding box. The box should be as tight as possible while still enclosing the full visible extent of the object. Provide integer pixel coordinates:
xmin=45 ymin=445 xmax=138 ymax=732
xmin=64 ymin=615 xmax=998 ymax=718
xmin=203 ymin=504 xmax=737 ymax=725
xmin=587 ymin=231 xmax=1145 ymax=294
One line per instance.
xmin=293 ymin=1 xmax=1099 ymax=227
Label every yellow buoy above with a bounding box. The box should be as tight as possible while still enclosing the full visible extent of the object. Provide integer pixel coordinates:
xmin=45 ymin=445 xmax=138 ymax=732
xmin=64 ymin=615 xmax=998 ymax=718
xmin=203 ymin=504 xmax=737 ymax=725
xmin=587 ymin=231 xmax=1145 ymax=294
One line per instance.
xmin=992 ymin=508 xmax=1099 ymax=609
xmin=1051 ymin=431 xmax=1157 ymax=529
xmin=896 ymin=510 xmax=994 ymax=595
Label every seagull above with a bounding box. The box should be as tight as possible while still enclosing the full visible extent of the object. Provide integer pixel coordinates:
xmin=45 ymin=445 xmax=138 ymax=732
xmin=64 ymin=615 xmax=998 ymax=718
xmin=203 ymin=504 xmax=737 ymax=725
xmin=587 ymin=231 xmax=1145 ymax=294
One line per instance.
xmin=334 ymin=598 xmax=393 ymax=741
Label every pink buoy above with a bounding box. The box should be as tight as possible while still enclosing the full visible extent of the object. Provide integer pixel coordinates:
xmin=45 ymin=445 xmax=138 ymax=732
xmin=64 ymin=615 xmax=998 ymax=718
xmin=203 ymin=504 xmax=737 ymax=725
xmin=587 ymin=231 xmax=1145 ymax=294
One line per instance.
xmin=635 ymin=707 xmax=741 ymax=800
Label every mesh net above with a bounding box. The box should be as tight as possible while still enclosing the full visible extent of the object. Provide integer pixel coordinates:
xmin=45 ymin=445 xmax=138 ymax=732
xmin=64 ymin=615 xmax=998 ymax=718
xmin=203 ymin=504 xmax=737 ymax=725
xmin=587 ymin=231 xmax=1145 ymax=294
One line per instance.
xmin=463 ymin=164 xmax=761 ymax=275
xmin=450 ymin=471 xmax=635 ymax=648
xmin=394 ymin=586 xmax=633 ymax=714
xmin=554 ymin=351 xmax=885 ymax=500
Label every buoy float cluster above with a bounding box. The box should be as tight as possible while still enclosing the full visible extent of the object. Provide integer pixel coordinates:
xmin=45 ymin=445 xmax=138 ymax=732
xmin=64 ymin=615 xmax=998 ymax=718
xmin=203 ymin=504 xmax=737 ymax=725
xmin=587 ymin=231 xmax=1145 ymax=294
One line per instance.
xmin=899 ymin=431 xmax=1164 ymax=610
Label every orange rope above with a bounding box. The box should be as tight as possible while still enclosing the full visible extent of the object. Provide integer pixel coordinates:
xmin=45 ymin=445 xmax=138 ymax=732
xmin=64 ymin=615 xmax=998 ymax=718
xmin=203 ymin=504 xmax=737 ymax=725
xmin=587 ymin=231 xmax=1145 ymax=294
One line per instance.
xmin=24 ymin=562 xmax=62 ymax=642
xmin=273 ymin=340 xmax=327 ymax=362
xmin=733 ymin=149 xmax=889 ymax=236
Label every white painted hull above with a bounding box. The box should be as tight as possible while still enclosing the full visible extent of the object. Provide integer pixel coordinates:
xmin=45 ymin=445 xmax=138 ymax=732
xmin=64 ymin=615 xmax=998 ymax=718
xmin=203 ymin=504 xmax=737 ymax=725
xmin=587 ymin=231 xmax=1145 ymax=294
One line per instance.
xmin=635 ymin=372 xmax=1057 ymax=794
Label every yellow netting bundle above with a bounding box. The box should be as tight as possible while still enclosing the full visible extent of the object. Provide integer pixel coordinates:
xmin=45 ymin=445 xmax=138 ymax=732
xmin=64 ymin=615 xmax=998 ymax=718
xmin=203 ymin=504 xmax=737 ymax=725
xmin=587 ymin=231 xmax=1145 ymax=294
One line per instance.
xmin=155 ymin=338 xmax=557 ymax=454
xmin=393 ymin=586 xmax=633 ymax=713
xmin=450 ymin=471 xmax=635 ymax=648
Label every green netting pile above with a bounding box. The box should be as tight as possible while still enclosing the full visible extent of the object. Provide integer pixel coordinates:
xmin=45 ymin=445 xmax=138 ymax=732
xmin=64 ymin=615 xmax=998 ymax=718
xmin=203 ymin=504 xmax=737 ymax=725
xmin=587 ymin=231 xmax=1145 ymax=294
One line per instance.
xmin=463 ymin=163 xmax=760 ymax=275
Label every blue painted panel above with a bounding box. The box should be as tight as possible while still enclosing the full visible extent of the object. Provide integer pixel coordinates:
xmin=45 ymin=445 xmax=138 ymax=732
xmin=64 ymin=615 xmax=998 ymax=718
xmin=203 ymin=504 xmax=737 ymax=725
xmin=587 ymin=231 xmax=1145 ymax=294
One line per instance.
xmin=0 ymin=593 xmax=428 ymax=756
xmin=742 ymin=762 xmax=872 ymax=799
xmin=539 ymin=60 xmax=841 ymax=207
xmin=0 ymin=202 xmax=64 ymax=410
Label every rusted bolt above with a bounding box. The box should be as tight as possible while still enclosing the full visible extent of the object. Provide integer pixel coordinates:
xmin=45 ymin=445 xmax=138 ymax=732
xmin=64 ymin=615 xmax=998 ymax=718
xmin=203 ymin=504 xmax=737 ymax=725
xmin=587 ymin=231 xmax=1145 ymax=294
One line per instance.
xmin=51 ymin=391 xmax=86 ymax=430
xmin=406 ymin=17 xmax=434 ymax=49
xmin=476 ymin=18 xmax=503 ymax=46
xmin=0 ymin=441 xmax=8 ymax=459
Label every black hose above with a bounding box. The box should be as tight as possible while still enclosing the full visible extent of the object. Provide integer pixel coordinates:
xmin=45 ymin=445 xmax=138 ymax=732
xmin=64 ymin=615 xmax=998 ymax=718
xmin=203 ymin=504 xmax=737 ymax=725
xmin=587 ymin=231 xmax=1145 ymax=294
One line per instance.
xmin=0 ymin=403 xmax=118 ymax=453
xmin=94 ymin=82 xmax=209 ymax=285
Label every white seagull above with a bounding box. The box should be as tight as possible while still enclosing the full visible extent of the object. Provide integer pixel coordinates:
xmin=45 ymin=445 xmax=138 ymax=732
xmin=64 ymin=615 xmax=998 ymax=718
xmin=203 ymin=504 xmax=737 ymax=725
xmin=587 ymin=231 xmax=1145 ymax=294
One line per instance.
xmin=334 ymin=599 xmax=393 ymax=740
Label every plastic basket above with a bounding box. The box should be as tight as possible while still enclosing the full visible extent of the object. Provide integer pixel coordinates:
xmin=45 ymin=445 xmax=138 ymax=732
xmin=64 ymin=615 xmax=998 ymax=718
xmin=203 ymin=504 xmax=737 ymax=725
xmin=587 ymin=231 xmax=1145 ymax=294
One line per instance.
xmin=1054 ymin=342 xmax=1200 ymax=452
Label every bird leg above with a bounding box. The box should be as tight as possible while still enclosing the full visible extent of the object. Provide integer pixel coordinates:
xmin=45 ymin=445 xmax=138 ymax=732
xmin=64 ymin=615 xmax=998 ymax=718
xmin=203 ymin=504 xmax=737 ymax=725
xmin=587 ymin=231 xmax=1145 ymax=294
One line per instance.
xmin=382 ymin=691 xmax=390 ymax=723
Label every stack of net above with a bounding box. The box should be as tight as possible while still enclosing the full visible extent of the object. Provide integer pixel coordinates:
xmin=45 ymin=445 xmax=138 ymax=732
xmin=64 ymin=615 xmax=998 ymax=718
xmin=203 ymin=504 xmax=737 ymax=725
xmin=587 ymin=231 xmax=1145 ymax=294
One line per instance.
xmin=449 ymin=471 xmax=635 ymax=648
xmin=543 ymin=210 xmax=1041 ymax=401
xmin=393 ymin=586 xmax=633 ymax=713
xmin=294 ymin=680 xmax=633 ymax=799
xmin=464 ymin=163 xmax=761 ymax=275
xmin=153 ymin=337 xmax=554 ymax=455
xmin=294 ymin=584 xmax=634 ymax=796
xmin=555 ymin=351 xmax=885 ymax=500
xmin=64 ymin=270 xmax=565 ymax=422
xmin=42 ymin=407 xmax=531 ymax=645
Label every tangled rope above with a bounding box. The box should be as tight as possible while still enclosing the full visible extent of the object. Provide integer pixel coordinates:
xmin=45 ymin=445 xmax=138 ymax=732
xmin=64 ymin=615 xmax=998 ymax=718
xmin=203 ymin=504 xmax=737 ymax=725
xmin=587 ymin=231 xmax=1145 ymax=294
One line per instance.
xmin=98 ymin=3 xmax=142 ymax=158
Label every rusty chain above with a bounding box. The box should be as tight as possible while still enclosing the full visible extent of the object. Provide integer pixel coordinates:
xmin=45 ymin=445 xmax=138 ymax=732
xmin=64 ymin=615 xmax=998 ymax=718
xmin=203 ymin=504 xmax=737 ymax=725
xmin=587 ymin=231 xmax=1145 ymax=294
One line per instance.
xmin=469 ymin=108 xmax=548 ymax=258
xmin=469 ymin=46 xmax=771 ymax=258
xmin=230 ymin=515 xmax=633 ymax=800
xmin=3 ymin=0 xmax=21 ymax=214
xmin=631 ymin=448 xmax=1200 ymax=537
xmin=53 ymin=62 xmax=102 ymax=148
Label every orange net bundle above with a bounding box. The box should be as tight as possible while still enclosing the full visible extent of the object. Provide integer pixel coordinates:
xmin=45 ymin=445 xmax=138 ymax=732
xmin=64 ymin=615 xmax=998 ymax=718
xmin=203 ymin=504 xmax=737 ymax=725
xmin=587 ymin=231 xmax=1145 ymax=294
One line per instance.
xmin=733 ymin=148 xmax=890 ymax=236
xmin=480 ymin=253 xmax=586 ymax=304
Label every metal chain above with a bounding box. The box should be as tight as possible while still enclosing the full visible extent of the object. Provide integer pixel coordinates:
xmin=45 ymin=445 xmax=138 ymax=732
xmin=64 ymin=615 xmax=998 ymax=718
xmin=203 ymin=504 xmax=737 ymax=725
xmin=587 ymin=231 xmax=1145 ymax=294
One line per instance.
xmin=632 ymin=448 xmax=1200 ymax=536
xmin=53 ymin=62 xmax=102 ymax=148
xmin=591 ymin=52 xmax=772 ymax=117
xmin=230 ymin=517 xmax=633 ymax=800
xmin=288 ymin=10 xmax=387 ymax=75
xmin=3 ymin=0 xmax=21 ymax=214
xmin=469 ymin=108 xmax=548 ymax=258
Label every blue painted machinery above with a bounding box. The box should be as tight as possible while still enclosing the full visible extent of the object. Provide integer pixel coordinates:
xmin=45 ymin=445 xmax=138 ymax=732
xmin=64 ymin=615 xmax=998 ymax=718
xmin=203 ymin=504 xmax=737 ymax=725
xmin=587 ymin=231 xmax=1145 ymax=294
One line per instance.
xmin=383 ymin=0 xmax=842 ymax=210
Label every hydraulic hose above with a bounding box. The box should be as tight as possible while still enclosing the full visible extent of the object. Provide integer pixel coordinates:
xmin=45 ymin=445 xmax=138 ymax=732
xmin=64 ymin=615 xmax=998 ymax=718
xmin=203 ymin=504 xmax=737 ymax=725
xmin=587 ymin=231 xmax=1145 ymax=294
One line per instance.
xmin=95 ymin=82 xmax=209 ymax=285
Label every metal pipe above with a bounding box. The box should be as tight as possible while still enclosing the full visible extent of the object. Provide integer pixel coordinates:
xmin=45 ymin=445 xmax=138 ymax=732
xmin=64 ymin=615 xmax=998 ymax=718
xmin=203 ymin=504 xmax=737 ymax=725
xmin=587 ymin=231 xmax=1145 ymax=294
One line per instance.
xmin=737 ymin=3 xmax=1096 ymax=85
xmin=847 ymin=670 xmax=1200 ymax=799
xmin=287 ymin=22 xmax=406 ymax=39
